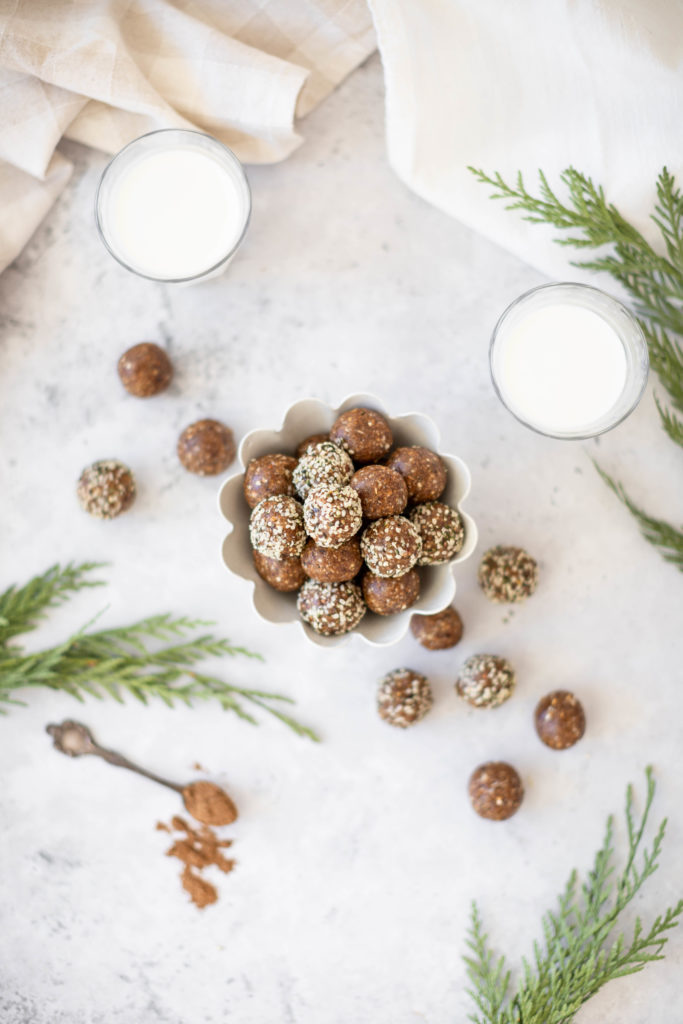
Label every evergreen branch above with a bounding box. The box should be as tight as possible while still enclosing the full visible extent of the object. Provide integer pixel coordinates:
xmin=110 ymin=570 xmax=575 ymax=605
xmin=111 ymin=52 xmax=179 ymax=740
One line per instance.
xmin=465 ymin=769 xmax=683 ymax=1024
xmin=593 ymin=462 xmax=683 ymax=570
xmin=0 ymin=562 xmax=106 ymax=649
xmin=655 ymin=395 xmax=683 ymax=447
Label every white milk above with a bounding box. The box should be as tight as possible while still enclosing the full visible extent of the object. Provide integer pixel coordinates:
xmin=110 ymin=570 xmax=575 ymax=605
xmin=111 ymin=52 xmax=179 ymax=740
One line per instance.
xmin=493 ymin=303 xmax=628 ymax=434
xmin=102 ymin=145 xmax=248 ymax=280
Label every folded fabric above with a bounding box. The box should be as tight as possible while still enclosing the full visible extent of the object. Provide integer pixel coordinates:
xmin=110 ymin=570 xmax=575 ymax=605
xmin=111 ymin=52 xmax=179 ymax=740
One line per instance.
xmin=368 ymin=0 xmax=683 ymax=280
xmin=0 ymin=0 xmax=376 ymax=273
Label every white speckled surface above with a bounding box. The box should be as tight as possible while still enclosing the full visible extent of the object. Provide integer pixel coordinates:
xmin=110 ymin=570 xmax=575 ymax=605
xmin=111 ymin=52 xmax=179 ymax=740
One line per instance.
xmin=1 ymin=55 xmax=682 ymax=1024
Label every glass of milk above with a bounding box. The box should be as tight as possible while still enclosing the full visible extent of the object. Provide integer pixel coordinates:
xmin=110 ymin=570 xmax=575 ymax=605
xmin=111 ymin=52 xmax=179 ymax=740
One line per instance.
xmin=95 ymin=129 xmax=251 ymax=283
xmin=490 ymin=283 xmax=649 ymax=439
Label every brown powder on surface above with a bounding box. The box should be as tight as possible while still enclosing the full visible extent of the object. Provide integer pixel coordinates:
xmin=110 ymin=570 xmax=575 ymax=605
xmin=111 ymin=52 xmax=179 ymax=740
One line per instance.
xmin=161 ymin=815 xmax=235 ymax=910
xmin=181 ymin=780 xmax=238 ymax=826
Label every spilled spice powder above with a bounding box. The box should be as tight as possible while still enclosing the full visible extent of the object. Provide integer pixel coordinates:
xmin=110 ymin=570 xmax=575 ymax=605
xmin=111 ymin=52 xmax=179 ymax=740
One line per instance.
xmin=181 ymin=780 xmax=238 ymax=826
xmin=158 ymin=815 xmax=235 ymax=909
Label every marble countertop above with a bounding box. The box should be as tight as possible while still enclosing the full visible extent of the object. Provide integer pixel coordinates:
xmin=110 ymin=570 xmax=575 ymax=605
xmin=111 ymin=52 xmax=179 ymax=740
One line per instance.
xmin=1 ymin=55 xmax=681 ymax=1024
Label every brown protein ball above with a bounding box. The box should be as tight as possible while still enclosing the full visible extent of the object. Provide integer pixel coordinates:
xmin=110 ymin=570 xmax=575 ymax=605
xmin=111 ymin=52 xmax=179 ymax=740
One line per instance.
xmin=478 ymin=545 xmax=539 ymax=603
xmin=301 ymin=537 xmax=363 ymax=583
xmin=249 ymin=495 xmax=306 ymax=559
xmin=362 ymin=568 xmax=420 ymax=615
xmin=77 ymin=459 xmax=136 ymax=519
xmin=297 ymin=579 xmax=366 ymax=635
xmin=409 ymin=502 xmax=465 ymax=565
xmin=117 ymin=342 xmax=173 ymax=397
xmin=329 ymin=407 xmax=393 ymax=464
xmin=456 ymin=654 xmax=516 ymax=709
xmin=361 ymin=516 xmax=422 ymax=578
xmin=253 ymin=549 xmax=306 ymax=592
xmin=303 ymin=484 xmax=362 ymax=549
xmin=243 ymin=453 xmax=297 ymax=509
xmin=350 ymin=465 xmax=408 ymax=519
xmin=177 ymin=419 xmax=236 ymax=476
xmin=293 ymin=442 xmax=354 ymax=500
xmin=410 ymin=606 xmax=463 ymax=650
xmin=377 ymin=668 xmax=433 ymax=728
xmin=386 ymin=446 xmax=447 ymax=502
xmin=296 ymin=433 xmax=329 ymax=458
xmin=535 ymin=690 xmax=586 ymax=750
xmin=469 ymin=762 xmax=524 ymax=821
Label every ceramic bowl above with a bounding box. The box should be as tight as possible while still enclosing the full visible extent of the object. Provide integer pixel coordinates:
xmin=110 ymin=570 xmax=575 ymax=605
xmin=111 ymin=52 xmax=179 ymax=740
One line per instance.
xmin=218 ymin=393 xmax=478 ymax=647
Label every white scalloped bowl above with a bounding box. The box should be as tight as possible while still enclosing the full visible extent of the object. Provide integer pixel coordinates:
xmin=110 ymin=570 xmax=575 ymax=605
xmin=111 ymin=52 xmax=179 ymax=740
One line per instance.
xmin=218 ymin=393 xmax=478 ymax=648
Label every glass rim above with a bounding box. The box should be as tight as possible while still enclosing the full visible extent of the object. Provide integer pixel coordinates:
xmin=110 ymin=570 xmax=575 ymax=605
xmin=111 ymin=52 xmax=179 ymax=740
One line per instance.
xmin=489 ymin=281 xmax=650 ymax=440
xmin=94 ymin=128 xmax=252 ymax=284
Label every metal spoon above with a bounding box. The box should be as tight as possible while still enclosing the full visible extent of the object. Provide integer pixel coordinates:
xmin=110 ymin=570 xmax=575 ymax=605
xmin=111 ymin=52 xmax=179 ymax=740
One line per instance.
xmin=45 ymin=719 xmax=238 ymax=824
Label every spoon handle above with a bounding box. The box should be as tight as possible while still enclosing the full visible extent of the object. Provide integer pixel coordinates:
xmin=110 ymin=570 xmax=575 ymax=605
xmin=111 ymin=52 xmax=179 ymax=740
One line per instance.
xmin=89 ymin=745 xmax=185 ymax=794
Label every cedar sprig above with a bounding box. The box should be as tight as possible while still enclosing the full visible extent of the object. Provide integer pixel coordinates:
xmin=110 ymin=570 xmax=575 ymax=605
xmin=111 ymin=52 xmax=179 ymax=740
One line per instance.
xmin=0 ymin=564 xmax=319 ymax=741
xmin=464 ymin=768 xmax=683 ymax=1024
xmin=0 ymin=561 xmax=106 ymax=650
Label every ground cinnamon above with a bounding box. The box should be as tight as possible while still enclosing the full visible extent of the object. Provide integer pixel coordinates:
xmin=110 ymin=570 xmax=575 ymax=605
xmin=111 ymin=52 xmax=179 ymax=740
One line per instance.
xmin=181 ymin=780 xmax=238 ymax=826
xmin=157 ymin=815 xmax=235 ymax=909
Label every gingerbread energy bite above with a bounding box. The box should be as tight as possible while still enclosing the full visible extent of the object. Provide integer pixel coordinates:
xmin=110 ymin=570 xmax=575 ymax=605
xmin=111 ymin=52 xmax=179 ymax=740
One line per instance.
xmin=77 ymin=459 xmax=136 ymax=519
xmin=469 ymin=762 xmax=523 ymax=821
xmin=303 ymin=484 xmax=362 ymax=549
xmin=177 ymin=419 xmax=235 ymax=476
xmin=386 ymin=446 xmax=447 ymax=502
xmin=362 ymin=569 xmax=420 ymax=615
xmin=409 ymin=502 xmax=465 ymax=565
xmin=301 ymin=537 xmax=362 ymax=582
xmin=377 ymin=669 xmax=433 ymax=728
xmin=117 ymin=342 xmax=173 ymax=397
xmin=478 ymin=545 xmax=539 ymax=603
xmin=253 ymin=550 xmax=306 ymax=592
xmin=456 ymin=654 xmax=515 ymax=709
xmin=351 ymin=465 xmax=407 ymax=519
xmin=293 ymin=442 xmax=353 ymax=500
xmin=410 ymin=607 xmax=463 ymax=649
xmin=297 ymin=580 xmax=366 ymax=635
xmin=249 ymin=495 xmax=306 ymax=560
xmin=296 ymin=433 xmax=330 ymax=458
xmin=535 ymin=690 xmax=586 ymax=750
xmin=243 ymin=453 xmax=297 ymax=509
xmin=361 ymin=516 xmax=422 ymax=578
xmin=329 ymin=407 xmax=393 ymax=463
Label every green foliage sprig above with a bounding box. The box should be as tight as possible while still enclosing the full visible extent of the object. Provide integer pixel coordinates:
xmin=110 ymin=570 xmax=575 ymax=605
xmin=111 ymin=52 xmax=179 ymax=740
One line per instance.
xmin=0 ymin=563 xmax=319 ymax=741
xmin=470 ymin=165 xmax=683 ymax=570
xmin=464 ymin=768 xmax=683 ymax=1024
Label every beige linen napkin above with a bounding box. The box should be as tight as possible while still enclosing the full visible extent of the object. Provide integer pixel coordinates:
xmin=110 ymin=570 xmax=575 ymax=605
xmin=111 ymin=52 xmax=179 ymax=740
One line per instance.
xmin=0 ymin=0 xmax=376 ymax=273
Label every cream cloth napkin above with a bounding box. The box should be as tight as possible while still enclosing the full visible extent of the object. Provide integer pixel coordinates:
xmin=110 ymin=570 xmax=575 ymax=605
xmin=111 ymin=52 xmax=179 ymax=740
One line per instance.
xmin=368 ymin=0 xmax=683 ymax=280
xmin=0 ymin=0 xmax=376 ymax=273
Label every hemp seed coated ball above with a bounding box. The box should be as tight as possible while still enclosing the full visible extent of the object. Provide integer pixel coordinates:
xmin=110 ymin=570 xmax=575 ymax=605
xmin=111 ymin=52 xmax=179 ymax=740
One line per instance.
xmin=249 ymin=495 xmax=306 ymax=560
xmin=385 ymin=446 xmax=447 ymax=502
xmin=329 ymin=407 xmax=393 ymax=464
xmin=456 ymin=654 xmax=516 ymax=709
xmin=469 ymin=762 xmax=523 ymax=821
xmin=535 ymin=690 xmax=586 ymax=750
xmin=303 ymin=483 xmax=362 ymax=549
xmin=361 ymin=515 xmax=422 ymax=579
xmin=478 ymin=545 xmax=539 ymax=603
xmin=350 ymin=465 xmax=408 ymax=519
xmin=243 ymin=453 xmax=297 ymax=509
xmin=297 ymin=579 xmax=366 ymax=635
xmin=410 ymin=606 xmax=463 ymax=650
xmin=296 ymin=433 xmax=330 ymax=458
xmin=117 ymin=342 xmax=173 ymax=397
xmin=77 ymin=459 xmax=136 ymax=519
xmin=253 ymin=549 xmax=306 ymax=593
xmin=409 ymin=501 xmax=465 ymax=565
xmin=377 ymin=668 xmax=433 ymax=728
xmin=301 ymin=537 xmax=363 ymax=583
xmin=293 ymin=441 xmax=354 ymax=500
xmin=362 ymin=568 xmax=420 ymax=615
xmin=177 ymin=419 xmax=236 ymax=476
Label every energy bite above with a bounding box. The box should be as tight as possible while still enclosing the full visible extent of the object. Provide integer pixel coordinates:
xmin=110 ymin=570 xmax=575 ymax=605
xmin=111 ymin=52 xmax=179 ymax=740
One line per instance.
xmin=469 ymin=762 xmax=523 ymax=821
xmin=377 ymin=668 xmax=433 ymax=728
xmin=409 ymin=502 xmax=465 ymax=565
xmin=535 ymin=690 xmax=586 ymax=750
xmin=386 ymin=446 xmax=447 ymax=502
xmin=303 ymin=484 xmax=362 ymax=549
xmin=177 ymin=419 xmax=236 ymax=476
xmin=252 ymin=550 xmax=306 ymax=592
xmin=456 ymin=654 xmax=515 ymax=708
xmin=297 ymin=579 xmax=366 ymax=635
xmin=117 ymin=342 xmax=173 ymax=397
xmin=361 ymin=516 xmax=422 ymax=578
xmin=301 ymin=537 xmax=362 ymax=582
xmin=350 ymin=465 xmax=408 ymax=519
xmin=478 ymin=545 xmax=539 ymax=603
xmin=249 ymin=495 xmax=306 ymax=559
xmin=293 ymin=441 xmax=354 ymax=500
xmin=77 ymin=459 xmax=136 ymax=519
xmin=296 ymin=433 xmax=329 ymax=458
xmin=243 ymin=453 xmax=297 ymax=509
xmin=329 ymin=407 xmax=393 ymax=464
xmin=410 ymin=606 xmax=463 ymax=650
xmin=362 ymin=568 xmax=420 ymax=615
